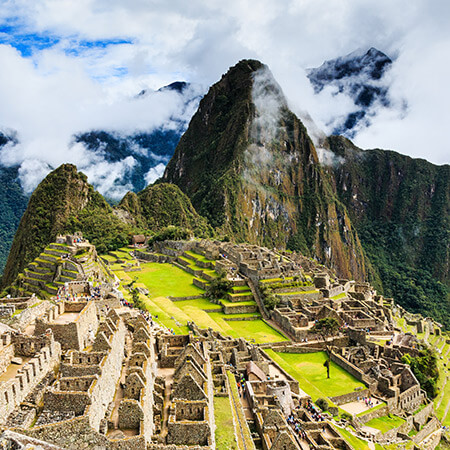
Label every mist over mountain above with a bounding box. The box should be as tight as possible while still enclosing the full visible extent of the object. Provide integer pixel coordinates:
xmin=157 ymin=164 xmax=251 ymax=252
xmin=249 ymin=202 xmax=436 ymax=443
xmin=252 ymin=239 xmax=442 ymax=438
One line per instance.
xmin=307 ymin=48 xmax=400 ymax=137
xmin=0 ymin=79 xmax=203 ymax=199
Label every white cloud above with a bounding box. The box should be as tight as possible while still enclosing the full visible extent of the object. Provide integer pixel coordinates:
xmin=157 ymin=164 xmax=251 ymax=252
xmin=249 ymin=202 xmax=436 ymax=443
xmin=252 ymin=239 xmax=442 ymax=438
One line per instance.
xmin=145 ymin=163 xmax=166 ymax=186
xmin=0 ymin=0 xmax=448 ymax=202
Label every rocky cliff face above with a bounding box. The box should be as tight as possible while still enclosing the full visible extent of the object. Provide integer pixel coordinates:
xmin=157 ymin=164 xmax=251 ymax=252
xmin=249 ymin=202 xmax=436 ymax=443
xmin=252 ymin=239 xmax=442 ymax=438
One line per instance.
xmin=327 ymin=135 xmax=449 ymax=326
xmin=163 ymin=59 xmax=366 ymax=280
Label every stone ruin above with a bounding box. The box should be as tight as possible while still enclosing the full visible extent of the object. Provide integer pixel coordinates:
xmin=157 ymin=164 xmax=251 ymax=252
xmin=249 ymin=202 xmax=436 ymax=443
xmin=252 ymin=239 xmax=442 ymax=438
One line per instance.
xmin=0 ymin=238 xmax=445 ymax=449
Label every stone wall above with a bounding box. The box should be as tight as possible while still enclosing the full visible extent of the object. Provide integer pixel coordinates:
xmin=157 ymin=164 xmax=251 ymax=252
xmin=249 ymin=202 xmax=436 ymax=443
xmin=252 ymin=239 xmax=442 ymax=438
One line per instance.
xmin=87 ymin=317 xmax=126 ymax=430
xmin=23 ymin=415 xmax=112 ymax=449
xmin=10 ymin=301 xmax=52 ymax=333
xmin=330 ymin=352 xmax=369 ymax=385
xmin=398 ymin=384 xmax=422 ymax=413
xmin=413 ymin=403 xmax=434 ymax=428
xmin=0 ymin=305 xmax=15 ymax=318
xmin=43 ymin=391 xmax=90 ymax=415
xmin=12 ymin=334 xmax=54 ymax=357
xmin=0 ymin=338 xmax=14 ymax=374
xmin=0 ymin=338 xmax=61 ymax=424
xmin=35 ymin=301 xmax=98 ymax=351
xmin=0 ymin=430 xmax=63 ymax=449
xmin=167 ymin=421 xmax=210 ymax=446
xmin=329 ymin=389 xmax=370 ymax=406
xmin=118 ymin=399 xmax=143 ymax=429
xmin=356 ymin=404 xmax=388 ymax=424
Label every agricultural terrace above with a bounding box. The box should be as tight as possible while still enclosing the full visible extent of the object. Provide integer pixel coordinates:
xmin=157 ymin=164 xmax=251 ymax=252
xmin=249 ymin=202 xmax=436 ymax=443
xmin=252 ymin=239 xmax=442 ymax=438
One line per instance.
xmin=111 ymin=255 xmax=287 ymax=344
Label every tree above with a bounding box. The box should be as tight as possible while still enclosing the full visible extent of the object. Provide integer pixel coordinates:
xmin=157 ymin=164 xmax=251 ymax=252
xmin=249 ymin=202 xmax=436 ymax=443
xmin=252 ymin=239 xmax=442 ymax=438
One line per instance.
xmin=311 ymin=317 xmax=340 ymax=378
xmin=205 ymin=270 xmax=233 ymax=301
xmin=402 ymin=347 xmax=439 ymax=399
xmin=131 ymin=287 xmax=145 ymax=310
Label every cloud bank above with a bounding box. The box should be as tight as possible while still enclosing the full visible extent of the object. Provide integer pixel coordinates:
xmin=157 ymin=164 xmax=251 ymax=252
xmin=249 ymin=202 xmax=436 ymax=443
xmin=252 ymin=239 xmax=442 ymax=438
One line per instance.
xmin=0 ymin=0 xmax=448 ymax=198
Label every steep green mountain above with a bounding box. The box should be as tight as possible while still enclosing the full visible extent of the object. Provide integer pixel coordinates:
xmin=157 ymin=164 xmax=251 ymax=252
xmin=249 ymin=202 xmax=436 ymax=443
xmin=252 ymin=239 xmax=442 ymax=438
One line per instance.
xmin=1 ymin=164 xmax=134 ymax=288
xmin=163 ymin=59 xmax=367 ymax=280
xmin=0 ymin=166 xmax=28 ymax=275
xmin=116 ymin=182 xmax=212 ymax=235
xmin=327 ymin=135 xmax=449 ymax=326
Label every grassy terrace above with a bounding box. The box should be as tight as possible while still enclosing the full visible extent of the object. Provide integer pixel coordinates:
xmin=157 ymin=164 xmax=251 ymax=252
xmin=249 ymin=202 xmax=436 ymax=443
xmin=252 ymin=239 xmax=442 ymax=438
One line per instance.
xmin=214 ymin=396 xmax=238 ymax=449
xmin=432 ymin=333 xmax=450 ymax=426
xmin=113 ymin=262 xmax=286 ymax=344
xmin=184 ymin=250 xmax=215 ymax=264
xmin=337 ymin=426 xmax=384 ymax=450
xmin=331 ymin=292 xmax=347 ymax=300
xmin=365 ymin=415 xmax=405 ymax=433
xmin=264 ymin=350 xmax=365 ymax=400
xmin=277 ymin=290 xmax=319 ymax=296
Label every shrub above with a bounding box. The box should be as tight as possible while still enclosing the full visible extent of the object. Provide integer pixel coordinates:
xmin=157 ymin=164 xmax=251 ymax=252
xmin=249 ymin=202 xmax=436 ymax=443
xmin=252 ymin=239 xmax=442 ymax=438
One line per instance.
xmin=150 ymin=226 xmax=192 ymax=243
xmin=341 ymin=412 xmax=353 ymax=422
xmin=316 ymin=397 xmax=329 ymax=412
xmin=205 ymin=271 xmax=233 ymax=300
xmin=263 ymin=294 xmax=280 ymax=310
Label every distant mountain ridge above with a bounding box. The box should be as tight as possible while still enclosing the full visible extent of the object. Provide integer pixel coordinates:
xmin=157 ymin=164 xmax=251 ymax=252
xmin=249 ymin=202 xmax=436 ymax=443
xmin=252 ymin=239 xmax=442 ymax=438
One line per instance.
xmin=326 ymin=135 xmax=449 ymax=325
xmin=307 ymin=48 xmax=394 ymax=136
xmin=0 ymin=81 xmax=201 ymax=272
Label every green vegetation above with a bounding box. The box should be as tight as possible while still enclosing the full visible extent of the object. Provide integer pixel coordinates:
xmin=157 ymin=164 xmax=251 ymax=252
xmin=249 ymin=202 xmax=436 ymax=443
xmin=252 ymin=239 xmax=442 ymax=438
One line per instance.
xmin=131 ymin=263 xmax=203 ymax=298
xmin=226 ymin=371 xmax=255 ymax=450
xmin=402 ymin=347 xmax=439 ymax=398
xmin=311 ymin=318 xmax=340 ymax=378
xmin=162 ymin=60 xmax=366 ymax=280
xmin=336 ymin=426 xmax=384 ymax=450
xmin=265 ymin=350 xmax=365 ymax=399
xmin=112 ymin=262 xmax=286 ymax=344
xmin=1 ymin=164 xmax=136 ymax=288
xmin=328 ymin=136 xmax=450 ymax=329
xmin=118 ymin=183 xmax=212 ymax=237
xmin=0 ymin=166 xmax=28 ymax=275
xmin=204 ymin=271 xmax=233 ymax=300
xmin=214 ymin=396 xmax=238 ymax=449
xmin=365 ymin=415 xmax=406 ymax=433
xmin=316 ymin=397 xmax=329 ymax=411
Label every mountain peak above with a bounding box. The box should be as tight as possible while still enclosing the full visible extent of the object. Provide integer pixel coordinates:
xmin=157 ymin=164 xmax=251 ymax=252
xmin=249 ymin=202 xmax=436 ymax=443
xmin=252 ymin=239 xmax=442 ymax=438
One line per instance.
xmin=307 ymin=47 xmax=393 ymax=136
xmin=163 ymin=60 xmax=366 ymax=279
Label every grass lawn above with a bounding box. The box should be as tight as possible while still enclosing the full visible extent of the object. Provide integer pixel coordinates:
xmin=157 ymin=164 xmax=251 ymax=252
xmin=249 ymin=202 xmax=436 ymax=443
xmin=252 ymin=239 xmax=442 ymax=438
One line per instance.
xmin=174 ymin=297 xmax=221 ymax=310
xmin=225 ymin=319 xmax=287 ymax=344
xmin=264 ymin=350 xmax=365 ymax=400
xmin=336 ymin=426 xmax=384 ymax=450
xmin=331 ymin=292 xmax=347 ymax=300
xmin=365 ymin=415 xmax=405 ymax=433
xmin=214 ymin=396 xmax=238 ymax=449
xmin=113 ymin=262 xmax=286 ymax=343
xmin=133 ymin=263 xmax=203 ymax=298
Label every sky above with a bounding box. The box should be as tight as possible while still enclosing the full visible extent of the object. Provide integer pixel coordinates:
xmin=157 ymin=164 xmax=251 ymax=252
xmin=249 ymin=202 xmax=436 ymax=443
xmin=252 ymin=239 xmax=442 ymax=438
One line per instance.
xmin=0 ymin=0 xmax=449 ymax=196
